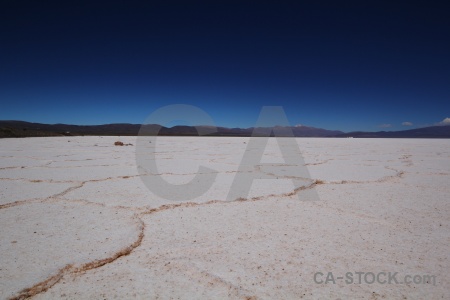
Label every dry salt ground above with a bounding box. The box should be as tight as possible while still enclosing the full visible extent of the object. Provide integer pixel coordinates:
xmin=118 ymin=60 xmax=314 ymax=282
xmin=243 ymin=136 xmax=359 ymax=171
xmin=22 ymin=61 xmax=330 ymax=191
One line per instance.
xmin=0 ymin=136 xmax=449 ymax=299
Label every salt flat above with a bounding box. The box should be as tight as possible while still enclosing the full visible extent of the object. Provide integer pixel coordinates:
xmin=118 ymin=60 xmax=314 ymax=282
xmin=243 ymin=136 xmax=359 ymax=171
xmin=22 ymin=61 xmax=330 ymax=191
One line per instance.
xmin=0 ymin=136 xmax=449 ymax=299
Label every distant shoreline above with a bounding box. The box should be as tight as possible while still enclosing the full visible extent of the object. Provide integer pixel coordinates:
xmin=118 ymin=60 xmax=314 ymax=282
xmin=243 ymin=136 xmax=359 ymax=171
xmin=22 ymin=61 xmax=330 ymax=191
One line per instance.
xmin=1 ymin=120 xmax=450 ymax=138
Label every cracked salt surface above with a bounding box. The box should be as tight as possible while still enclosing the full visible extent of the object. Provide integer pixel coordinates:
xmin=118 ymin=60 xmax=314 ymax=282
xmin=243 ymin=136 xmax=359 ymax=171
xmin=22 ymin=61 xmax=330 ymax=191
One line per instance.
xmin=0 ymin=136 xmax=449 ymax=299
xmin=0 ymin=180 xmax=74 ymax=206
xmin=0 ymin=202 xmax=142 ymax=300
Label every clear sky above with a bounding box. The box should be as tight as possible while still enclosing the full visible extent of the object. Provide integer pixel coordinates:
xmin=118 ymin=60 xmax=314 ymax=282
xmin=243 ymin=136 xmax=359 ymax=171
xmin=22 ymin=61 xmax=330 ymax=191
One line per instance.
xmin=1 ymin=1 xmax=449 ymax=132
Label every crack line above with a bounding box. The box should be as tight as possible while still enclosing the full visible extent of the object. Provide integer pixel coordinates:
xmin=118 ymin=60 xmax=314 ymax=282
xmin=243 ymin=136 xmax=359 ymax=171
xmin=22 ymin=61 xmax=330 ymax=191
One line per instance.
xmin=9 ymin=216 xmax=145 ymax=300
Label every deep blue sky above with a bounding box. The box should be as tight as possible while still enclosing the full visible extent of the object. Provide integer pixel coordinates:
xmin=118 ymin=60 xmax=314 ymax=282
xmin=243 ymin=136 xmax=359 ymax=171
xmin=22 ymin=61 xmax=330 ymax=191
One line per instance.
xmin=1 ymin=0 xmax=449 ymax=132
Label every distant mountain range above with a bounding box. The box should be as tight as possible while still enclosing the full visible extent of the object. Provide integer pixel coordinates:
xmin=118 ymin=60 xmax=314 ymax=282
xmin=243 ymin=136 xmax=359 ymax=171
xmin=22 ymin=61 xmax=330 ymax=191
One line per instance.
xmin=1 ymin=120 xmax=449 ymax=138
xmin=336 ymin=125 xmax=450 ymax=138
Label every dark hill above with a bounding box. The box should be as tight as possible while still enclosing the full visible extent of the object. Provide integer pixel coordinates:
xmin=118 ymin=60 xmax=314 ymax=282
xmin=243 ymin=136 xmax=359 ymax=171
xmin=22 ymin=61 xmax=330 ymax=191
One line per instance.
xmin=2 ymin=120 xmax=449 ymax=138
xmin=0 ymin=121 xmax=343 ymax=138
xmin=336 ymin=125 xmax=450 ymax=138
